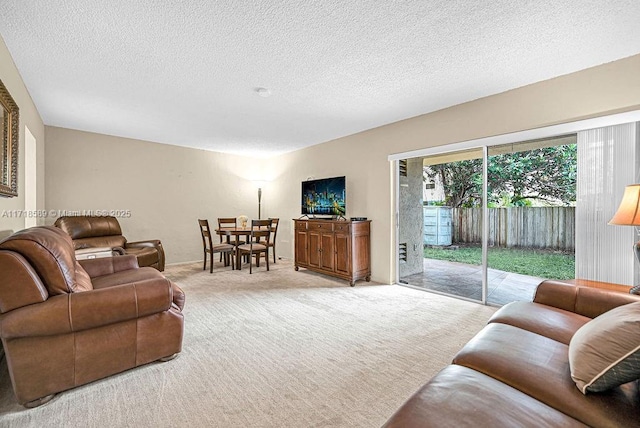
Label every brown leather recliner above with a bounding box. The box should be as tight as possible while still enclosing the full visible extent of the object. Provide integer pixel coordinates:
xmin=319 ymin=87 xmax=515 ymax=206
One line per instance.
xmin=0 ymin=226 xmax=185 ymax=408
xmin=54 ymin=216 xmax=165 ymax=271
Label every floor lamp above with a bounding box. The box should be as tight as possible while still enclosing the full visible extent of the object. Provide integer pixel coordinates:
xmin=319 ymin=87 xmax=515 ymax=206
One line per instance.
xmin=253 ymin=180 xmax=266 ymax=219
xmin=609 ymin=184 xmax=640 ymax=293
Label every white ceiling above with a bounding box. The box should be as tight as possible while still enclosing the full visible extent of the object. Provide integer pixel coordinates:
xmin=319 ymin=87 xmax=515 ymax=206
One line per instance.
xmin=1 ymin=1 xmax=640 ymax=158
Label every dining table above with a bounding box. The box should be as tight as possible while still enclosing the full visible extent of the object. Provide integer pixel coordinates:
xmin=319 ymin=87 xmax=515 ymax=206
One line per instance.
xmin=214 ymin=226 xmax=257 ymax=270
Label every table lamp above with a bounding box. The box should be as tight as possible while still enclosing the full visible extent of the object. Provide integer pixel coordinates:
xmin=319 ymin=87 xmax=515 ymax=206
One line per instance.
xmin=609 ymin=184 xmax=640 ymax=293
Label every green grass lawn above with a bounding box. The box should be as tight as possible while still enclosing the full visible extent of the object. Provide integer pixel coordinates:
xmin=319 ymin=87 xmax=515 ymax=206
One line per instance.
xmin=424 ymin=245 xmax=575 ymax=280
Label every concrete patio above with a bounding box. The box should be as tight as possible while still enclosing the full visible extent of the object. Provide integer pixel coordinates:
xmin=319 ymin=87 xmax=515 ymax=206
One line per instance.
xmin=400 ymin=258 xmax=545 ymax=306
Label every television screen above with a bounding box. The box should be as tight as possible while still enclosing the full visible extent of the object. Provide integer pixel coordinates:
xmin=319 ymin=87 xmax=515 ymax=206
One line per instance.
xmin=302 ymin=176 xmax=346 ymax=216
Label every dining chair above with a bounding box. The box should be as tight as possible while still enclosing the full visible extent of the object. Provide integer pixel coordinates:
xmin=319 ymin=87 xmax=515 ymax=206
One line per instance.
xmin=260 ymin=218 xmax=279 ymax=264
xmin=217 ymin=217 xmax=241 ymax=261
xmin=236 ymin=219 xmax=271 ymax=273
xmin=198 ymin=219 xmax=235 ymax=273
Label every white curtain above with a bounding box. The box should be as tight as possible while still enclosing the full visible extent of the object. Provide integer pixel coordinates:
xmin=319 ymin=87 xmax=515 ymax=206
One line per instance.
xmin=576 ymin=122 xmax=640 ymax=285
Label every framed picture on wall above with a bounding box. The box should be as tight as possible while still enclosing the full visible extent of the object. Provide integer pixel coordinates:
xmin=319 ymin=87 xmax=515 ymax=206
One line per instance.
xmin=0 ymin=78 xmax=19 ymax=197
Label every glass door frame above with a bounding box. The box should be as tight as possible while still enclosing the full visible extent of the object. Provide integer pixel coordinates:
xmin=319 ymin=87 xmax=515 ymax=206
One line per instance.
xmin=481 ymin=146 xmax=488 ymax=303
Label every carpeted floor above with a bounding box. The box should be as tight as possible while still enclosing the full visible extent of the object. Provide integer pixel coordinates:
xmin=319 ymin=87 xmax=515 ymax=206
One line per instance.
xmin=0 ymin=259 xmax=496 ymax=427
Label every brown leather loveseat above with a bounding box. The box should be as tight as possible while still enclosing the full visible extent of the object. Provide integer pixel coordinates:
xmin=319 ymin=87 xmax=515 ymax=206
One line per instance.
xmin=54 ymin=215 xmax=165 ymax=271
xmin=0 ymin=226 xmax=185 ymax=407
xmin=384 ymin=280 xmax=640 ymax=427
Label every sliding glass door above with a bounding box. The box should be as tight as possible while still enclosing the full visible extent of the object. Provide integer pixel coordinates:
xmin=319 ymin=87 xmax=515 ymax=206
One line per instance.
xmin=394 ymin=118 xmax=640 ymax=306
xmin=396 ymin=136 xmax=577 ymax=306
xmin=398 ymin=149 xmax=485 ymax=302
xmin=485 ymin=137 xmax=576 ymax=305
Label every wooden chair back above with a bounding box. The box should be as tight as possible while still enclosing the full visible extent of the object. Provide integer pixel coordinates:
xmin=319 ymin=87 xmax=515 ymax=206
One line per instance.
xmin=269 ymin=218 xmax=279 ymax=241
xmin=250 ymin=219 xmax=272 ymax=245
xmin=217 ymin=217 xmax=237 ymax=228
xmin=199 ymin=219 xmax=235 ymax=272
xmin=198 ymin=219 xmax=213 ymax=251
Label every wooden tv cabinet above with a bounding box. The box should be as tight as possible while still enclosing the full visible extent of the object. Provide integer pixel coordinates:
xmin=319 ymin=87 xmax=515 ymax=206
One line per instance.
xmin=293 ymin=219 xmax=371 ymax=286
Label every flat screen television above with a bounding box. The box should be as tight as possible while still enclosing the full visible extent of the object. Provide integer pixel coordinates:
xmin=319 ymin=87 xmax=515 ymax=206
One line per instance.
xmin=302 ymin=176 xmax=346 ymax=216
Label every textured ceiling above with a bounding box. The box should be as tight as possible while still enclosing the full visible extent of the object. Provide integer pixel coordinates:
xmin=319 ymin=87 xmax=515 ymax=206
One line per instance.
xmin=1 ymin=1 xmax=640 ymax=157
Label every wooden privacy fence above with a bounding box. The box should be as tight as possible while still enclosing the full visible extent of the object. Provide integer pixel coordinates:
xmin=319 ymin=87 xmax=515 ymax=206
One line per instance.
xmin=452 ymin=207 xmax=575 ymax=251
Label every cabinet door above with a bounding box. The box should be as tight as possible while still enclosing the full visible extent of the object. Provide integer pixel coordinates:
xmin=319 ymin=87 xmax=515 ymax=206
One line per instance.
xmin=295 ymin=230 xmax=309 ymax=266
xmin=353 ymin=233 xmax=370 ymax=274
xmin=320 ymin=232 xmax=335 ymax=271
xmin=334 ymin=233 xmax=351 ymax=275
xmin=308 ymin=230 xmax=321 ymax=268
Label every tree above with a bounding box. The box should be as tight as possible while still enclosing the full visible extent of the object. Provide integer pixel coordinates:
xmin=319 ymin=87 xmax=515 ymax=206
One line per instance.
xmin=425 ymin=159 xmax=483 ymax=207
xmin=488 ymin=145 xmax=576 ymax=206
xmin=424 ymin=145 xmax=577 ymax=207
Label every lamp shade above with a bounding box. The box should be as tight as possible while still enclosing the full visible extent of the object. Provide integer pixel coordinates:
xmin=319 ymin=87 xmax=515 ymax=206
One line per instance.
xmin=609 ymin=184 xmax=640 ymax=225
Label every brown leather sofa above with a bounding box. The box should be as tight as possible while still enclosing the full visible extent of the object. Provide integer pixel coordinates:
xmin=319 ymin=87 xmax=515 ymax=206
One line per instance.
xmin=54 ymin=216 xmax=165 ymax=271
xmin=0 ymin=226 xmax=185 ymax=407
xmin=384 ymin=280 xmax=640 ymax=427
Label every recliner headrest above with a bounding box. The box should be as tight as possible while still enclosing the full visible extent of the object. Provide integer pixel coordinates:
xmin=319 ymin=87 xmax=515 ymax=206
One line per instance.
xmin=54 ymin=216 xmax=123 ymax=239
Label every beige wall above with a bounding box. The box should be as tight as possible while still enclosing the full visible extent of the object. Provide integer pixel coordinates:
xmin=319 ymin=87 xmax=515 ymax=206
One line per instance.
xmin=0 ymin=35 xmax=46 ymax=237
xmin=45 ymin=127 xmax=263 ymax=263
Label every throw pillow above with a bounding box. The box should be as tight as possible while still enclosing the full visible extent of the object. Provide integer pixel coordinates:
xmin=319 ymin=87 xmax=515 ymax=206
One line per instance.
xmin=569 ymin=301 xmax=640 ymax=394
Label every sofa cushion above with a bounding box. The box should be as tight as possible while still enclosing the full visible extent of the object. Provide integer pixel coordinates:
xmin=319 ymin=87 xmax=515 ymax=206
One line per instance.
xmin=452 ymin=323 xmax=640 ymax=427
xmin=383 ymin=365 xmax=587 ymax=428
xmin=569 ymin=301 xmax=640 ymax=393
xmin=489 ymin=301 xmax=590 ymax=345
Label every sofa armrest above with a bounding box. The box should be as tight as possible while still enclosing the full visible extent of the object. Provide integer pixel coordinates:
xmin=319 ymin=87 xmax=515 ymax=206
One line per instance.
xmin=126 ymin=239 xmax=162 ymax=248
xmin=533 ymin=280 xmax=640 ymax=318
xmin=1 ymin=278 xmax=173 ymax=339
xmin=79 ymin=255 xmax=139 ymax=277
xmin=172 ymin=282 xmax=185 ymax=311
xmin=126 ymin=240 xmax=165 ymax=271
